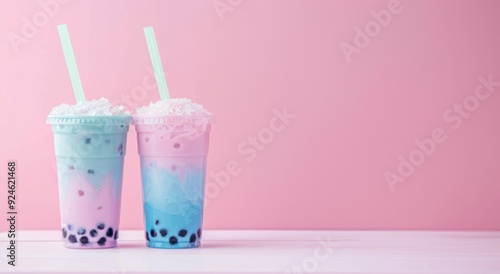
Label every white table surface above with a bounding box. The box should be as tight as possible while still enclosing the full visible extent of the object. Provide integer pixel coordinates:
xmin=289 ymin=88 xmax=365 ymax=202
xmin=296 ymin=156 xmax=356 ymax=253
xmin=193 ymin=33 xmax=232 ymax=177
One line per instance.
xmin=1 ymin=230 xmax=499 ymax=273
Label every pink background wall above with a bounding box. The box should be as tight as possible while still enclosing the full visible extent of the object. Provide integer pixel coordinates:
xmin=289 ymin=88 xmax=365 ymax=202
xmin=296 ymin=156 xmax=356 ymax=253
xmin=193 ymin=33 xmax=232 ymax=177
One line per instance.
xmin=1 ymin=0 xmax=500 ymax=231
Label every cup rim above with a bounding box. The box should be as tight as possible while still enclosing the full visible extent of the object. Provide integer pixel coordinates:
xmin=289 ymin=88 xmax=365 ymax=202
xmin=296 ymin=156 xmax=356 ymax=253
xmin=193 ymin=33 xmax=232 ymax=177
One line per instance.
xmin=46 ymin=115 xmax=132 ymax=125
xmin=131 ymin=114 xmax=216 ymax=125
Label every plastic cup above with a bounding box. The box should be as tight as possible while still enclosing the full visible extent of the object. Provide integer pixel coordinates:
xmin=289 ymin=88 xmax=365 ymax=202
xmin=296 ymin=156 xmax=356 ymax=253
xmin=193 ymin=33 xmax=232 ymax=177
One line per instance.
xmin=133 ymin=115 xmax=214 ymax=249
xmin=47 ymin=116 xmax=130 ymax=249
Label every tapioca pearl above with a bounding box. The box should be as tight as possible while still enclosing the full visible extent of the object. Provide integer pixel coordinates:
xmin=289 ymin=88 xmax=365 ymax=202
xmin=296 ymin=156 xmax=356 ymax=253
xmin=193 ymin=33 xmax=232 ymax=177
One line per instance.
xmin=174 ymin=143 xmax=180 ymax=149
xmin=97 ymin=237 xmax=107 ymax=246
xmin=160 ymin=229 xmax=167 ymax=237
xmin=150 ymin=229 xmax=157 ymax=237
xmin=105 ymin=139 xmax=111 ymax=145
xmin=114 ymin=230 xmax=119 ymax=240
xmin=80 ymin=236 xmax=89 ymax=245
xmin=189 ymin=233 xmax=197 ymax=243
xmin=90 ymin=229 xmax=98 ymax=237
xmin=97 ymin=223 xmax=105 ymax=230
xmin=169 ymin=236 xmax=178 ymax=245
xmin=87 ymin=169 xmax=95 ymax=174
xmin=197 ymin=229 xmax=201 ymax=238
xmin=78 ymin=190 xmax=84 ymax=197
xmin=145 ymin=231 xmax=150 ymax=241
xmin=97 ymin=206 xmax=102 ymax=210
xmin=178 ymin=229 xmax=187 ymax=237
xmin=68 ymin=235 xmax=77 ymax=243
xmin=106 ymin=227 xmax=114 ymax=237
xmin=68 ymin=165 xmax=75 ymax=170
xmin=67 ymin=224 xmax=73 ymax=231
xmin=120 ymin=125 xmax=124 ymax=128
xmin=62 ymin=228 xmax=67 ymax=238
xmin=117 ymin=144 xmax=123 ymax=152
xmin=85 ymin=138 xmax=91 ymax=144
xmin=77 ymin=228 xmax=86 ymax=235
xmin=155 ymin=220 xmax=159 ymax=225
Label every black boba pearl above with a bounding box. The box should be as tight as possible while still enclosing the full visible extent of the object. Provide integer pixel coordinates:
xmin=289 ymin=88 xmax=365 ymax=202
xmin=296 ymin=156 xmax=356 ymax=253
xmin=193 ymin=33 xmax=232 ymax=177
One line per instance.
xmin=80 ymin=236 xmax=89 ymax=244
xmin=189 ymin=233 xmax=197 ymax=243
xmin=145 ymin=231 xmax=150 ymax=241
xmin=178 ymin=229 xmax=187 ymax=237
xmin=169 ymin=236 xmax=178 ymax=245
xmin=77 ymin=228 xmax=86 ymax=235
xmin=106 ymin=227 xmax=114 ymax=237
xmin=90 ymin=229 xmax=98 ymax=237
xmin=67 ymin=224 xmax=73 ymax=230
xmin=62 ymin=228 xmax=67 ymax=238
xmin=87 ymin=169 xmax=95 ymax=174
xmin=197 ymin=229 xmax=201 ymax=238
xmin=114 ymin=230 xmax=119 ymax=240
xmin=150 ymin=229 xmax=157 ymax=237
xmin=68 ymin=235 xmax=77 ymax=243
xmin=97 ymin=237 xmax=107 ymax=246
xmin=160 ymin=229 xmax=167 ymax=237
xmin=97 ymin=223 xmax=105 ymax=230
xmin=155 ymin=220 xmax=159 ymax=225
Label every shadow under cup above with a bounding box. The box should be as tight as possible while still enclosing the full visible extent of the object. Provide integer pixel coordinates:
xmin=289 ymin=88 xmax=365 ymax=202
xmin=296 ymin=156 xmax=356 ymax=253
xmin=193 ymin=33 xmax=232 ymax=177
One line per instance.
xmin=47 ymin=116 xmax=130 ymax=249
xmin=133 ymin=115 xmax=214 ymax=249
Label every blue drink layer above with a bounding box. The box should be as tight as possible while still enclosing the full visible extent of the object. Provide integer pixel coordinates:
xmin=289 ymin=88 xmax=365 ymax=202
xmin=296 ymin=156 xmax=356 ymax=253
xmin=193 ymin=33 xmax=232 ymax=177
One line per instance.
xmin=141 ymin=158 xmax=205 ymax=248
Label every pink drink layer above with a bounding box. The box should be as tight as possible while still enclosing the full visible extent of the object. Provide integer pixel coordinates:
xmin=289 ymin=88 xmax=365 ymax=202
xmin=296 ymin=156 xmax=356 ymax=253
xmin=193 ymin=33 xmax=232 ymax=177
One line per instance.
xmin=58 ymin=158 xmax=122 ymax=249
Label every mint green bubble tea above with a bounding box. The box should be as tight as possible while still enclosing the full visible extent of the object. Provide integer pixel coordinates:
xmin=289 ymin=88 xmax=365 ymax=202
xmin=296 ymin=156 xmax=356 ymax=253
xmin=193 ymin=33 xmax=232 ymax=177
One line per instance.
xmin=47 ymin=98 xmax=130 ymax=249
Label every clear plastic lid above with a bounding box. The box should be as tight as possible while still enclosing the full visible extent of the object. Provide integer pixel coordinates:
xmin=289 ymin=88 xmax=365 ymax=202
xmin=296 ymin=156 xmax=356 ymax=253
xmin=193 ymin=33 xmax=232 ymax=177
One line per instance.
xmin=132 ymin=115 xmax=215 ymax=125
xmin=46 ymin=115 xmax=132 ymax=125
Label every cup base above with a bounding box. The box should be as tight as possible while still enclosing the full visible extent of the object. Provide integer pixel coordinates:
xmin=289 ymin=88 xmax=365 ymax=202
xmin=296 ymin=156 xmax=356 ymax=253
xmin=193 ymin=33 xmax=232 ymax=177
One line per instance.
xmin=64 ymin=240 xmax=117 ymax=249
xmin=146 ymin=240 xmax=201 ymax=249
